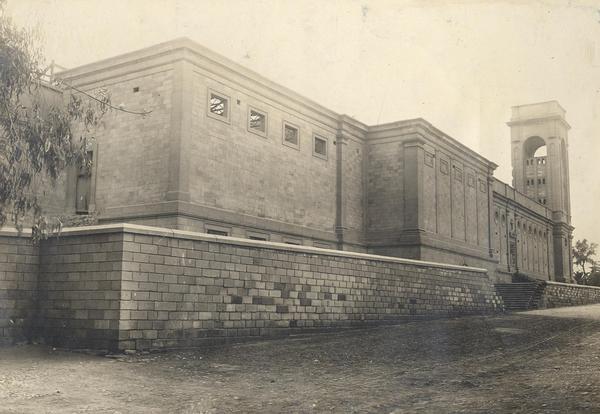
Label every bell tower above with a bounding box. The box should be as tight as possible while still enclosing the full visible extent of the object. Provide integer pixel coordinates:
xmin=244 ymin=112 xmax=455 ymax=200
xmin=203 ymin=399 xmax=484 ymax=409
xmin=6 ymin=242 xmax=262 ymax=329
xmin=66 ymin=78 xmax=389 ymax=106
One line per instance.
xmin=507 ymin=101 xmax=573 ymax=281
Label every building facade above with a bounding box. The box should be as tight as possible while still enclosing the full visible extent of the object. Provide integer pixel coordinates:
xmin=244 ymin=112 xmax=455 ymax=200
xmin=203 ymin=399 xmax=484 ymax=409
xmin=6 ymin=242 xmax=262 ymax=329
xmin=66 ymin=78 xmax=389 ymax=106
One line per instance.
xmin=48 ymin=38 xmax=572 ymax=282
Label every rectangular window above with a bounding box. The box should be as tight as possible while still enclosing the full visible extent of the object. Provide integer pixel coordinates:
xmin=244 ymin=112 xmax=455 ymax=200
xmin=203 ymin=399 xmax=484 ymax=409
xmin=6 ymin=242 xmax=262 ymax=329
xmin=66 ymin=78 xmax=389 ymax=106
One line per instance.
xmin=75 ymin=150 xmax=93 ymax=213
xmin=207 ymin=89 xmax=230 ymax=123
xmin=248 ymin=107 xmax=267 ymax=137
xmin=313 ymin=135 xmax=328 ymax=159
xmin=440 ymin=159 xmax=449 ymax=175
xmin=467 ymin=174 xmax=475 ymax=188
xmin=282 ymin=121 xmax=299 ymax=149
xmin=207 ymin=229 xmax=228 ymax=236
xmin=454 ymin=167 xmax=463 ymax=182
xmin=248 ymin=235 xmax=267 ymax=241
xmin=479 ymin=179 xmax=487 ymax=193
xmin=283 ymin=237 xmax=302 ymax=245
xmin=247 ymin=231 xmax=269 ymax=241
xmin=424 ymin=152 xmax=434 ymax=167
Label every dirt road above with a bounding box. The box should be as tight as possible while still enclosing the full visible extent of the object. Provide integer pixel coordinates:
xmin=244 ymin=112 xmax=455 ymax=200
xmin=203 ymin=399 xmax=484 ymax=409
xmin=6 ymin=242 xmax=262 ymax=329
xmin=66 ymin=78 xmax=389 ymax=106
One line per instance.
xmin=2 ymin=305 xmax=600 ymax=413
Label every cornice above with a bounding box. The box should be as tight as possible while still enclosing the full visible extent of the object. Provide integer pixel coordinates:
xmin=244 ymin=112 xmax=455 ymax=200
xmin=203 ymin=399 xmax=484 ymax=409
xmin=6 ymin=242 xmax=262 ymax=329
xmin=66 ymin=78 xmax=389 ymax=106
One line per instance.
xmin=367 ymin=118 xmax=498 ymax=171
xmin=507 ymin=115 xmax=571 ymax=130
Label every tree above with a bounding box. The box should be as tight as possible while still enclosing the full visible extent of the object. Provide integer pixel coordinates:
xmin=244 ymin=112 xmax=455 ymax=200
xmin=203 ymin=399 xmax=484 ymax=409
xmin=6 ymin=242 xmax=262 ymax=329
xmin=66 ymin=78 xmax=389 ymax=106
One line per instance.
xmin=572 ymin=239 xmax=598 ymax=285
xmin=587 ymin=270 xmax=600 ymax=287
xmin=0 ymin=2 xmax=109 ymax=241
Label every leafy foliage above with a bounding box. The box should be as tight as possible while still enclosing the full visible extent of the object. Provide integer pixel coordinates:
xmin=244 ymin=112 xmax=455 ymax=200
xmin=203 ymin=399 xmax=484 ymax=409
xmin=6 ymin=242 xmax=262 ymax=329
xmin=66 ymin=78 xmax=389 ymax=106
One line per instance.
xmin=0 ymin=4 xmax=109 ymax=241
xmin=572 ymin=238 xmax=598 ymax=285
xmin=587 ymin=270 xmax=600 ymax=287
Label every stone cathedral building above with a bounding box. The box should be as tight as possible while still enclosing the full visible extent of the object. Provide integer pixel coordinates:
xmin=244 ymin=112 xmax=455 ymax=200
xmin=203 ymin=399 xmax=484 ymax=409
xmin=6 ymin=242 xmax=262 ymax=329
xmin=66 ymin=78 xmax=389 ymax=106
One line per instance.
xmin=45 ymin=38 xmax=573 ymax=283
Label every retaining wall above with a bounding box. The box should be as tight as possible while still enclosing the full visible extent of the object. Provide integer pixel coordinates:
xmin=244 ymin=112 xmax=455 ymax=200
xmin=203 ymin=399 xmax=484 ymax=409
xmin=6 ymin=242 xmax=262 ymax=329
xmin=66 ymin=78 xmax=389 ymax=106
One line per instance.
xmin=35 ymin=224 xmax=503 ymax=350
xmin=38 ymin=231 xmax=125 ymax=349
xmin=539 ymin=281 xmax=600 ymax=309
xmin=0 ymin=231 xmax=38 ymax=345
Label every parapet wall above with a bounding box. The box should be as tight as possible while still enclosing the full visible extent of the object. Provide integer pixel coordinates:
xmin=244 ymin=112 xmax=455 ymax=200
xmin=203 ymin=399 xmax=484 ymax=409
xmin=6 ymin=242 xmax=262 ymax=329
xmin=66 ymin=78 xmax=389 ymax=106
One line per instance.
xmin=539 ymin=281 xmax=600 ymax=309
xmin=32 ymin=224 xmax=503 ymax=350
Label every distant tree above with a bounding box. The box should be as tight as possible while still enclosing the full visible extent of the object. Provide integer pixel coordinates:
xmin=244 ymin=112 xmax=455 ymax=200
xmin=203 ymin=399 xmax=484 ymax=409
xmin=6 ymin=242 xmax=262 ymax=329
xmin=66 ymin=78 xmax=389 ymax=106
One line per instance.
xmin=0 ymin=1 xmax=110 ymax=240
xmin=572 ymin=239 xmax=598 ymax=285
xmin=588 ymin=270 xmax=600 ymax=287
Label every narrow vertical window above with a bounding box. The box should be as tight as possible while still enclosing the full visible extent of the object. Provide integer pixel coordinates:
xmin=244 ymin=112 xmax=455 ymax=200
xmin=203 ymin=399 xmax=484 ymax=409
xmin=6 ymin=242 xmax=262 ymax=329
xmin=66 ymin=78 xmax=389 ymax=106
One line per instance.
xmin=76 ymin=150 xmax=93 ymax=213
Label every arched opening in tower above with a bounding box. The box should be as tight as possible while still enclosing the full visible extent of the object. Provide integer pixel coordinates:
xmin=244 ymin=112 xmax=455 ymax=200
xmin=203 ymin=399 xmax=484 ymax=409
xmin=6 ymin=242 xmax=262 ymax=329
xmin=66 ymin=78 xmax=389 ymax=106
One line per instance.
xmin=523 ymin=136 xmax=548 ymax=206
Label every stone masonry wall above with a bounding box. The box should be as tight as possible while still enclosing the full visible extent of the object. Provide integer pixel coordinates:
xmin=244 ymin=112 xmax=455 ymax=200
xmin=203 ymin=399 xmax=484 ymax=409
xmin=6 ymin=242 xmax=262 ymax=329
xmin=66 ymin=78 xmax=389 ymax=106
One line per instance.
xmin=69 ymin=65 xmax=175 ymax=211
xmin=3 ymin=224 xmax=504 ymax=350
xmin=117 ymin=226 xmax=503 ymax=350
xmin=539 ymin=281 xmax=600 ymax=309
xmin=36 ymin=224 xmax=501 ymax=351
xmin=38 ymin=231 xmax=125 ymax=350
xmin=0 ymin=232 xmax=38 ymax=345
xmin=187 ymin=68 xmax=338 ymax=237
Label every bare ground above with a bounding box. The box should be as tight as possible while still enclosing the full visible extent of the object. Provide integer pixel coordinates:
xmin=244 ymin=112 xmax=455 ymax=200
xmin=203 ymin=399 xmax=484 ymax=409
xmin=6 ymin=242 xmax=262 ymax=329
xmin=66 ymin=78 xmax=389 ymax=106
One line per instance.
xmin=1 ymin=304 xmax=600 ymax=414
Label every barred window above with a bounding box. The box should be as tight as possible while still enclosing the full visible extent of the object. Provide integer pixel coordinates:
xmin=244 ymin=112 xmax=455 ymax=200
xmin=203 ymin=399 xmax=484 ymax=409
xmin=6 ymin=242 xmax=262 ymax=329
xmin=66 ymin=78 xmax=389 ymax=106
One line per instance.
xmin=207 ymin=89 xmax=230 ymax=123
xmin=248 ymin=107 xmax=267 ymax=136
xmin=210 ymin=94 xmax=227 ymax=116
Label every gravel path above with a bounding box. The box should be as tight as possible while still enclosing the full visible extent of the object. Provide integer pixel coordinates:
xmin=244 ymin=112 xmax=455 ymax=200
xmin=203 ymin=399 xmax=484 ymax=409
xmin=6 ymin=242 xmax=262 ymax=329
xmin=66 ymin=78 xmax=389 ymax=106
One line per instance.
xmin=1 ymin=304 xmax=600 ymax=413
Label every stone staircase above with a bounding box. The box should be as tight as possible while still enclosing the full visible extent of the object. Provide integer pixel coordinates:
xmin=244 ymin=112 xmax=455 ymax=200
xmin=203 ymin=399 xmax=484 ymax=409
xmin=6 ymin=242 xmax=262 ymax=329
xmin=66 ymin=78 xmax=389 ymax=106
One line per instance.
xmin=495 ymin=281 xmax=546 ymax=311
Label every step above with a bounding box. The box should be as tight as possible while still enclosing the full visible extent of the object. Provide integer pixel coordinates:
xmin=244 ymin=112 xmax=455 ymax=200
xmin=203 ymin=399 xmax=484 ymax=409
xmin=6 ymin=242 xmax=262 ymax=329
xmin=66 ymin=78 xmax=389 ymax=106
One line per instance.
xmin=494 ymin=282 xmax=546 ymax=311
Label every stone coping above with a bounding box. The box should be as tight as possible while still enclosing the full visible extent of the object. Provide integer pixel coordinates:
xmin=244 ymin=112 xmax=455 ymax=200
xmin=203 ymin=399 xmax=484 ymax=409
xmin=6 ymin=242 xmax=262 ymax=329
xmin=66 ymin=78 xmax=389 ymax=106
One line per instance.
xmin=0 ymin=228 xmax=32 ymax=236
xmin=1 ymin=224 xmax=487 ymax=273
xmin=545 ymin=280 xmax=600 ymax=291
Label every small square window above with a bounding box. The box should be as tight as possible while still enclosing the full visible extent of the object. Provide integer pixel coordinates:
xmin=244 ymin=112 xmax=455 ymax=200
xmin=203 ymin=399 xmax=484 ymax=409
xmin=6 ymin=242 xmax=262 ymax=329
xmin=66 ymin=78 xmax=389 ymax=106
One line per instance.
xmin=207 ymin=89 xmax=230 ymax=123
xmin=282 ymin=122 xmax=299 ymax=149
xmin=313 ymin=135 xmax=328 ymax=159
xmin=210 ymin=95 xmax=227 ymax=116
xmin=248 ymin=107 xmax=267 ymax=137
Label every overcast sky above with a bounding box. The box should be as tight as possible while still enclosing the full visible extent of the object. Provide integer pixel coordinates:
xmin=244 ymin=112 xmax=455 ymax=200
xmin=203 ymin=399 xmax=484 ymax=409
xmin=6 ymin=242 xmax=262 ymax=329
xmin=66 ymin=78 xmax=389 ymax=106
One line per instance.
xmin=6 ymin=0 xmax=600 ymax=245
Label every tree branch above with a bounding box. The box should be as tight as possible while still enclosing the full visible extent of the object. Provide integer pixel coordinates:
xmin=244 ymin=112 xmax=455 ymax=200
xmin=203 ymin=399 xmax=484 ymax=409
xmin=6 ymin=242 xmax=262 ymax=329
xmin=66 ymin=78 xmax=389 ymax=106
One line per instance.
xmin=59 ymin=81 xmax=153 ymax=116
